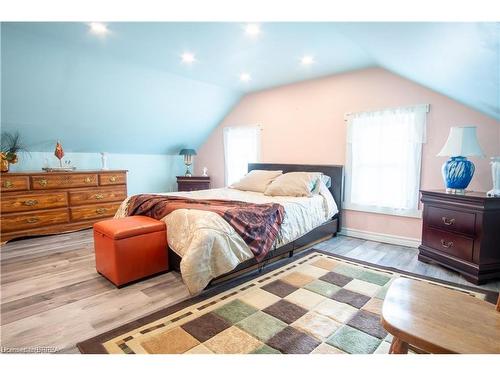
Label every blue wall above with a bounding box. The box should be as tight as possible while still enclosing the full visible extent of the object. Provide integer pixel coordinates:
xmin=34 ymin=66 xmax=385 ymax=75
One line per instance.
xmin=1 ymin=24 xmax=239 ymax=193
xmin=1 ymin=24 xmax=241 ymax=154
xmin=10 ymin=152 xmax=186 ymax=195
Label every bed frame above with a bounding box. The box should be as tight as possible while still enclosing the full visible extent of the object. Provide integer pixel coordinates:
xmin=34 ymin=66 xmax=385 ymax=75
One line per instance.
xmin=168 ymin=163 xmax=344 ymax=286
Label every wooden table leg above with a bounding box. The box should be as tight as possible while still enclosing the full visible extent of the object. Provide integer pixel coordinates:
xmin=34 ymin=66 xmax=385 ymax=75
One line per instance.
xmin=389 ymin=336 xmax=409 ymax=354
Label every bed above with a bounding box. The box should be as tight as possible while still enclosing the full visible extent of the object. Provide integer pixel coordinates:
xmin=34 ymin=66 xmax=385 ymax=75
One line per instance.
xmin=115 ymin=163 xmax=343 ymax=294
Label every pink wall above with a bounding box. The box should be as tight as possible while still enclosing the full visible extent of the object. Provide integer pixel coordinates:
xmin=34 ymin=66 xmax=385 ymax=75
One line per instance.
xmin=195 ymin=68 xmax=500 ymax=240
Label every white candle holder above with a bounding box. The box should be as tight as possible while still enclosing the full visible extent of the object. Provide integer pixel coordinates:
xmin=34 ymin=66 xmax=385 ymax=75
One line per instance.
xmin=487 ymin=156 xmax=500 ymax=197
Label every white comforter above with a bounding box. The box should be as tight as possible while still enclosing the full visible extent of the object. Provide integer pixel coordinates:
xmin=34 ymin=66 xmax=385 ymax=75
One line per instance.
xmin=115 ymin=186 xmax=338 ymax=294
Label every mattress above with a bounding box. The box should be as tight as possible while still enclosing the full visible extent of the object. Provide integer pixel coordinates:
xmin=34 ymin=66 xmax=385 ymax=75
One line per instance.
xmin=115 ymin=187 xmax=338 ymax=294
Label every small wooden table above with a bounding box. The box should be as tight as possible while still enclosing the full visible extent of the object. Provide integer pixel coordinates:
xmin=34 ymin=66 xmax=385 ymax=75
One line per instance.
xmin=176 ymin=176 xmax=210 ymax=192
xmin=381 ymin=278 xmax=500 ymax=354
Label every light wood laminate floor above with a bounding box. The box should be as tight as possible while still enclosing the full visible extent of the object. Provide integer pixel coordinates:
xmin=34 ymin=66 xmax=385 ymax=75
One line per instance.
xmin=1 ymin=230 xmax=499 ymax=353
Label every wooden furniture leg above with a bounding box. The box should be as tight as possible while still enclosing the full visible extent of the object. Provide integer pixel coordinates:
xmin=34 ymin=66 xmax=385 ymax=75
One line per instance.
xmin=389 ymin=337 xmax=409 ymax=354
xmin=382 ymin=278 xmax=500 ymax=354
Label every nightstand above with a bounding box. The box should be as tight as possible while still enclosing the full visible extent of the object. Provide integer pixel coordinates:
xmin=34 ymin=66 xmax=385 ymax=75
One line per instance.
xmin=418 ymin=190 xmax=500 ymax=284
xmin=176 ymin=176 xmax=210 ymax=192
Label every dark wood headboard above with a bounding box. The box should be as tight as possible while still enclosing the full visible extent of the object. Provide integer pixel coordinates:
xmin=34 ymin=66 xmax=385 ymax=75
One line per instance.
xmin=248 ymin=163 xmax=344 ymax=213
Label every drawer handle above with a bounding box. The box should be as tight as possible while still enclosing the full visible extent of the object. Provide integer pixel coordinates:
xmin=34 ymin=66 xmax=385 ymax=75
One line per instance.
xmin=441 ymin=217 xmax=455 ymax=226
xmin=108 ymin=176 xmax=117 ymax=183
xmin=38 ymin=178 xmax=48 ymax=187
xmin=23 ymin=199 xmax=38 ymax=206
xmin=26 ymin=217 xmax=39 ymax=224
xmin=440 ymin=239 xmax=454 ymax=248
xmin=94 ymin=194 xmax=104 ymax=200
xmin=3 ymin=180 xmax=13 ymax=188
xmin=84 ymin=177 xmax=93 ymax=183
xmin=96 ymin=208 xmax=107 ymax=214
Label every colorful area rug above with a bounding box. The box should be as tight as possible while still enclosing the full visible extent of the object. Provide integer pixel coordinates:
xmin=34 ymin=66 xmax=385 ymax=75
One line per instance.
xmin=78 ymin=250 xmax=496 ymax=354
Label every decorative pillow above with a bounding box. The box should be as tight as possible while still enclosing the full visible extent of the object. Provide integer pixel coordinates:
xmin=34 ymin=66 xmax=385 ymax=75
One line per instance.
xmin=230 ymin=170 xmax=283 ymax=192
xmin=312 ymin=174 xmax=332 ymax=195
xmin=264 ymin=172 xmax=322 ymax=197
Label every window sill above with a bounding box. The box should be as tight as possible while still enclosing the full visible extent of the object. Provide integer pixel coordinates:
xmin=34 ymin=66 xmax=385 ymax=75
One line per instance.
xmin=343 ymin=203 xmax=423 ymax=219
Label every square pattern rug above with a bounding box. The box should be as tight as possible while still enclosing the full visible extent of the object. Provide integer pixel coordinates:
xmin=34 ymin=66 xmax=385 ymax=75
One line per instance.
xmin=78 ymin=250 xmax=496 ymax=354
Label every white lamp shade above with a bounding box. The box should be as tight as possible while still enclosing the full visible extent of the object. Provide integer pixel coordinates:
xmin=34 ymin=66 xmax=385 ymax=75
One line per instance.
xmin=437 ymin=126 xmax=485 ymax=157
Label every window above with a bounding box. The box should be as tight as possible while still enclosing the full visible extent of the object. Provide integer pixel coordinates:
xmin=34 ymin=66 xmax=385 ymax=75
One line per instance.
xmin=344 ymin=104 xmax=428 ymax=217
xmin=223 ymin=126 xmax=261 ymax=186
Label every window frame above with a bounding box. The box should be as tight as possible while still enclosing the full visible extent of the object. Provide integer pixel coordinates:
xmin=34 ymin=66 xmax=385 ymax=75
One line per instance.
xmin=343 ymin=105 xmax=429 ymax=219
xmin=223 ymin=125 xmax=262 ymax=186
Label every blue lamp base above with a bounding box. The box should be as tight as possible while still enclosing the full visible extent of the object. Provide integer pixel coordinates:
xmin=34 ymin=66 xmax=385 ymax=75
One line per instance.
xmin=442 ymin=156 xmax=475 ymax=194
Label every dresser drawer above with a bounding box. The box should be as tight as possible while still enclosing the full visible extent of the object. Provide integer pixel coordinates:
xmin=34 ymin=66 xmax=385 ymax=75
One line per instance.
xmin=0 ymin=208 xmax=70 ymax=232
xmin=70 ymin=203 xmax=121 ymax=221
xmin=426 ymin=205 xmax=476 ymax=236
xmin=31 ymin=174 xmax=98 ymax=190
xmin=422 ymin=227 xmax=474 ymax=262
xmin=1 ymin=176 xmax=29 ymax=192
xmin=1 ymin=192 xmax=68 ymax=213
xmin=99 ymin=172 xmax=126 ymax=186
xmin=69 ymin=187 xmax=127 ymax=206
xmin=178 ymin=182 xmax=210 ymax=192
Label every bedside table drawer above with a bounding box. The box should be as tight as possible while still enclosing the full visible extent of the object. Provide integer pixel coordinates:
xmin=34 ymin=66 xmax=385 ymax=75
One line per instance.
xmin=176 ymin=176 xmax=210 ymax=192
xmin=178 ymin=182 xmax=210 ymax=191
xmin=426 ymin=206 xmax=476 ymax=236
xmin=422 ymin=227 xmax=473 ymax=262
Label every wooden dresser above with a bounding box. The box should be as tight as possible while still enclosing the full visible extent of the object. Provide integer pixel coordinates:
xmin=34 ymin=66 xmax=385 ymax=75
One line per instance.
xmin=176 ymin=176 xmax=210 ymax=192
xmin=0 ymin=170 xmax=127 ymax=242
xmin=419 ymin=190 xmax=500 ymax=284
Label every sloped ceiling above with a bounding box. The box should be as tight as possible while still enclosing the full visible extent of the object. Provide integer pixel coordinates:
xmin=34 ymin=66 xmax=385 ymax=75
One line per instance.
xmin=1 ymin=22 xmax=498 ymax=154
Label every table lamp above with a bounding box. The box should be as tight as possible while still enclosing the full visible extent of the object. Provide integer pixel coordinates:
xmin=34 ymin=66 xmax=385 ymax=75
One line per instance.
xmin=179 ymin=148 xmax=196 ymax=177
xmin=437 ymin=126 xmax=484 ymax=193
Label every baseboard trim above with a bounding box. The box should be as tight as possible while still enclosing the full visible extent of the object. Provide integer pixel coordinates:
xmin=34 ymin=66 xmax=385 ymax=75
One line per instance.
xmin=339 ymin=227 xmax=421 ymax=248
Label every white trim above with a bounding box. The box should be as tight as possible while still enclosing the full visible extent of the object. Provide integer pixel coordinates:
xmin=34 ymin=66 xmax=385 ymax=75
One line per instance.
xmin=343 ymin=203 xmax=423 ymax=218
xmin=222 ymin=124 xmax=263 ymax=131
xmin=340 ymin=227 xmax=421 ymax=248
xmin=344 ymin=104 xmax=430 ymax=120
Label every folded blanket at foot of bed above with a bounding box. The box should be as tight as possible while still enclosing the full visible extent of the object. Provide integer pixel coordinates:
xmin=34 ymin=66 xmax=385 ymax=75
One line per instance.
xmin=126 ymin=194 xmax=285 ymax=262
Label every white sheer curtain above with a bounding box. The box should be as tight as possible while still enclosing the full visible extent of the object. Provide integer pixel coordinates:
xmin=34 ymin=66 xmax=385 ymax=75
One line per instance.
xmin=223 ymin=126 xmax=261 ymax=186
xmin=344 ymin=104 xmax=428 ymax=217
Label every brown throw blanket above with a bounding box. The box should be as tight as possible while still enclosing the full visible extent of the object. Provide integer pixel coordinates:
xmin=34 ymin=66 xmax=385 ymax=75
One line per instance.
xmin=126 ymin=194 xmax=285 ymax=262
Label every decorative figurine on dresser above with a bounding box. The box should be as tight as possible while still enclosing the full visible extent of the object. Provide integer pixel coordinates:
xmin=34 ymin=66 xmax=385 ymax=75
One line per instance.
xmin=176 ymin=175 xmax=210 ymax=192
xmin=419 ymin=190 xmax=500 ymax=284
xmin=0 ymin=170 xmax=128 ymax=242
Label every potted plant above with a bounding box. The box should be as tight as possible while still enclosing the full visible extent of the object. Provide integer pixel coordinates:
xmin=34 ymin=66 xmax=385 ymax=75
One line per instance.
xmin=1 ymin=131 xmax=27 ymax=172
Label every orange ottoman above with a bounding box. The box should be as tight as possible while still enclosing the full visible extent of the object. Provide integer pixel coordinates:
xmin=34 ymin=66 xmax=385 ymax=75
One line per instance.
xmin=93 ymin=216 xmax=168 ymax=287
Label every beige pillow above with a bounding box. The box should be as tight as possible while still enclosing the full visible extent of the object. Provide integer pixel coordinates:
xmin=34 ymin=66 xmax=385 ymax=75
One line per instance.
xmin=264 ymin=172 xmax=322 ymax=197
xmin=230 ymin=170 xmax=283 ymax=192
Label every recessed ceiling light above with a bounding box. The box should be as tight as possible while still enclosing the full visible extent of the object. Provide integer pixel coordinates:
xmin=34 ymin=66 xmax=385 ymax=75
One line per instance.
xmin=301 ymin=56 xmax=315 ymax=65
xmin=181 ymin=52 xmax=196 ymax=64
xmin=245 ymin=24 xmax=261 ymax=37
xmin=240 ymin=73 xmax=251 ymax=82
xmin=89 ymin=22 xmax=109 ymax=35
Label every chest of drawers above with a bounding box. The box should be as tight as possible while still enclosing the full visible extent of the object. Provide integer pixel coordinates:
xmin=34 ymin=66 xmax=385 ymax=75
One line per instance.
xmin=418 ymin=190 xmax=500 ymax=284
xmin=0 ymin=170 xmax=127 ymax=242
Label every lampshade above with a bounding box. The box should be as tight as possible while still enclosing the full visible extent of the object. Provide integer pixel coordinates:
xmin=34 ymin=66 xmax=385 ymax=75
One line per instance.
xmin=179 ymin=148 xmax=197 ymax=156
xmin=437 ymin=126 xmax=485 ymax=157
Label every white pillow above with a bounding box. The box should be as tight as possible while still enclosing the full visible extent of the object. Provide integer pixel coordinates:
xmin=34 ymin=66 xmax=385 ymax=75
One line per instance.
xmin=312 ymin=174 xmax=332 ymax=195
xmin=230 ymin=170 xmax=283 ymax=192
xmin=264 ymin=172 xmax=322 ymax=197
